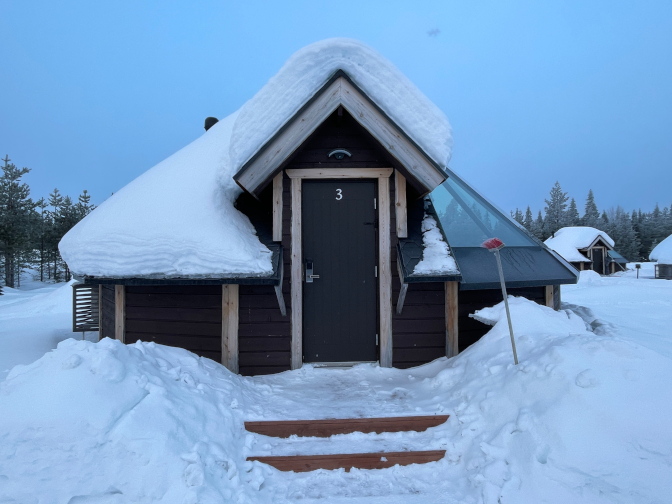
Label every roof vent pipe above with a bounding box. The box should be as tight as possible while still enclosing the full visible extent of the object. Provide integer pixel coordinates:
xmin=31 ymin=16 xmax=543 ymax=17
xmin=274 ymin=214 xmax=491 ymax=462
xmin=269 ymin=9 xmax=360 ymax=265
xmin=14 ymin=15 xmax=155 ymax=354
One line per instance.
xmin=204 ymin=117 xmax=219 ymax=131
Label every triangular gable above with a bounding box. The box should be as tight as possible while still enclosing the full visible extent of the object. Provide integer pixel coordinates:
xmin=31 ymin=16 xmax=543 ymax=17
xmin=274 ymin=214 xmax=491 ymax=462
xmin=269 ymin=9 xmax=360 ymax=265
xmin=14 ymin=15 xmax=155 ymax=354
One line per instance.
xmin=582 ymin=236 xmax=614 ymax=251
xmin=233 ymin=71 xmax=447 ymax=197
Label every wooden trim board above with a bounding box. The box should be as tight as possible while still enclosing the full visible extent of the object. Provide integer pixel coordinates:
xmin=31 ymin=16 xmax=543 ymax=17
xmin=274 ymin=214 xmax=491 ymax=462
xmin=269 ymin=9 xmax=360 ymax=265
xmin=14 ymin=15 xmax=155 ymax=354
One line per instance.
xmin=247 ymin=450 xmax=446 ymax=472
xmin=272 ymin=172 xmax=283 ymax=242
xmin=222 ymin=284 xmax=239 ymax=373
xmin=245 ymin=415 xmax=449 ymax=438
xmin=394 ymin=170 xmax=408 ymax=238
xmin=290 ymin=177 xmax=303 ymax=370
xmin=378 ymin=176 xmax=392 ymax=367
xmin=545 ymin=285 xmax=554 ymax=308
xmin=286 ymin=168 xmax=393 ymax=179
xmin=114 ymin=285 xmax=125 ymax=343
xmin=445 ymin=281 xmax=458 ymax=358
xmin=235 ymin=76 xmax=445 ymax=196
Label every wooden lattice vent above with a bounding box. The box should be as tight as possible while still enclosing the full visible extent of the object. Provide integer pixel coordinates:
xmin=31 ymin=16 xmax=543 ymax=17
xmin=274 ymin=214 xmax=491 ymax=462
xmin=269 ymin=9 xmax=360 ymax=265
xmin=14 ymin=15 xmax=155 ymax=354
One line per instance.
xmin=73 ymin=283 xmax=99 ymax=332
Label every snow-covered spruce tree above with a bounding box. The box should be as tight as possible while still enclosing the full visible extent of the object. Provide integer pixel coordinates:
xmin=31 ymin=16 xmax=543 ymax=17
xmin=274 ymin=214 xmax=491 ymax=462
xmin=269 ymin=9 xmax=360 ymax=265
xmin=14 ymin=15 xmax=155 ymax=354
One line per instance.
xmin=609 ymin=207 xmax=640 ymax=261
xmin=543 ymin=181 xmax=569 ymax=237
xmin=0 ymin=155 xmax=36 ymax=287
xmin=523 ymin=206 xmax=533 ymax=231
xmin=583 ymin=189 xmax=600 ymax=227
xmin=530 ymin=210 xmax=545 ymax=240
xmin=564 ymin=198 xmax=580 ymax=227
xmin=511 ymin=208 xmax=524 ymax=226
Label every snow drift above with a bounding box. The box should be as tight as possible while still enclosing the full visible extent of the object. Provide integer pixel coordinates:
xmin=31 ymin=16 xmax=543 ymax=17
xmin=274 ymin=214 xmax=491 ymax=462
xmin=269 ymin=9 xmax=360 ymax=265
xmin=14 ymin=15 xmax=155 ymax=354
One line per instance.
xmin=544 ymin=226 xmax=614 ymax=263
xmin=413 ymin=213 xmax=459 ymax=275
xmin=649 ymin=234 xmax=672 ymax=264
xmin=2 ymin=296 xmax=671 ymax=503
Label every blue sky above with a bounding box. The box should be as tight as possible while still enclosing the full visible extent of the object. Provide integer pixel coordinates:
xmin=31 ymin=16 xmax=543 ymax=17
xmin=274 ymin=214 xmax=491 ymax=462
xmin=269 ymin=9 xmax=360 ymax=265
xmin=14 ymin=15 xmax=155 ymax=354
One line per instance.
xmin=1 ymin=0 xmax=671 ymax=215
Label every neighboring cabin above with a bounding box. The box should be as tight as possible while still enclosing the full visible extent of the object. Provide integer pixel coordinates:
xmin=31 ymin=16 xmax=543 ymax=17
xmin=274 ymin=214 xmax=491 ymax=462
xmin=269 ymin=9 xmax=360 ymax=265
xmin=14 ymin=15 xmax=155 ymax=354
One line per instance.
xmin=545 ymin=227 xmax=627 ymax=275
xmin=61 ymin=39 xmax=578 ymax=376
xmin=650 ymin=235 xmax=672 ymax=279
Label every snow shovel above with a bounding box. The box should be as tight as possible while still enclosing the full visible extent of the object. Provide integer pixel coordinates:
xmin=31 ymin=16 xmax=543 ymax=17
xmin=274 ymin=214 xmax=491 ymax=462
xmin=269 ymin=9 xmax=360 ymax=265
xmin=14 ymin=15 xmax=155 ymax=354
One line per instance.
xmin=482 ymin=238 xmax=518 ymax=365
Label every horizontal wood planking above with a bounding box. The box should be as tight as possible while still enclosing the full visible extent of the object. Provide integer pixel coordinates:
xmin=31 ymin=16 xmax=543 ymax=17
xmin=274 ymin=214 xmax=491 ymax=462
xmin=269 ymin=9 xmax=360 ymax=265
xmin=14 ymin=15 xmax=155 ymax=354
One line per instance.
xmin=247 ymin=450 xmax=446 ymax=472
xmin=245 ymin=415 xmax=449 ymax=438
xmin=123 ymin=286 xmax=222 ymax=362
xmin=238 ymin=283 xmax=291 ymax=376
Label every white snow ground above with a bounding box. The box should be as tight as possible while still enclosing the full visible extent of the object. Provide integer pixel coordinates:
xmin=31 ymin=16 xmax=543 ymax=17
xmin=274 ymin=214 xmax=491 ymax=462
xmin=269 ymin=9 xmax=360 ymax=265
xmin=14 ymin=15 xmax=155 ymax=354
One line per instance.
xmin=1 ymin=268 xmax=671 ymax=503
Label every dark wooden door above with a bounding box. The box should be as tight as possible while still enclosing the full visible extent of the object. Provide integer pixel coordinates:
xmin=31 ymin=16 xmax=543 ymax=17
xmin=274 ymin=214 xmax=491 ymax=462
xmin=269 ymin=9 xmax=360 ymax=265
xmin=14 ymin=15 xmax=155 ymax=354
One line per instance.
xmin=302 ymin=180 xmax=378 ymax=363
xmin=593 ymin=248 xmax=604 ymax=275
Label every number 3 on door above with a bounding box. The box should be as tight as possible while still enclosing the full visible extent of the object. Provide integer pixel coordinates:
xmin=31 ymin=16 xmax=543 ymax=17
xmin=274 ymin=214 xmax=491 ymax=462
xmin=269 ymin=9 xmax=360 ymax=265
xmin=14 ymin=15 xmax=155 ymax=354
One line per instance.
xmin=335 ymin=188 xmax=343 ymax=201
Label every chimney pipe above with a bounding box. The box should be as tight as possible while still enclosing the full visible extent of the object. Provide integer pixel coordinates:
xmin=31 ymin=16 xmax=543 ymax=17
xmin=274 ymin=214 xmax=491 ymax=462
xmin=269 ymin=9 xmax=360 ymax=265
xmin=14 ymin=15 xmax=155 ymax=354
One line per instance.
xmin=204 ymin=117 xmax=219 ymax=131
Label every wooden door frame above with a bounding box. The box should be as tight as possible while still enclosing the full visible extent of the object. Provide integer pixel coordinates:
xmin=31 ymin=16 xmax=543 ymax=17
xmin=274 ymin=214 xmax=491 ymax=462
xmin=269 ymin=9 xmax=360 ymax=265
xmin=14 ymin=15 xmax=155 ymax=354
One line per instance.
xmin=286 ymin=168 xmax=394 ymax=369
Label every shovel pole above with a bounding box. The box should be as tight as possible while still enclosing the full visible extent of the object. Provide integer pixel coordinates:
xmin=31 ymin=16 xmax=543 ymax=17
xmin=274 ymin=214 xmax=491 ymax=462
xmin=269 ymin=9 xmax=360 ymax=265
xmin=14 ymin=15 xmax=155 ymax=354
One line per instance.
xmin=494 ymin=249 xmax=518 ymax=365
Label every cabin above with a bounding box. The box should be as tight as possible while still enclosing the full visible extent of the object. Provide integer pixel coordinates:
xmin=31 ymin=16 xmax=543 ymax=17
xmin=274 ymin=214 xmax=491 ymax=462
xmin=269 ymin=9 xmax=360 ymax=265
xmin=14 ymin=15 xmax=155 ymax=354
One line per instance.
xmin=544 ymin=227 xmax=627 ymax=275
xmin=62 ymin=39 xmax=578 ymax=375
xmin=650 ymin=235 xmax=672 ymax=279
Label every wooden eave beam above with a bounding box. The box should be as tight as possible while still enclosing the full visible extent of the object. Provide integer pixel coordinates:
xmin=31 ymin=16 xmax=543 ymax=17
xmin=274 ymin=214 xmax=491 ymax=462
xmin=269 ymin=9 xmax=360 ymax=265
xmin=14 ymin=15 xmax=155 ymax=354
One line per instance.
xmin=234 ymin=76 xmax=445 ymax=197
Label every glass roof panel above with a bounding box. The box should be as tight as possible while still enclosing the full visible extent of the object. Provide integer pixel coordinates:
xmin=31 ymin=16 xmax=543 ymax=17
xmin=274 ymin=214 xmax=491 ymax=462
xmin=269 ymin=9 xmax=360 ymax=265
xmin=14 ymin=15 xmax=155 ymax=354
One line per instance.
xmin=430 ymin=172 xmax=536 ymax=248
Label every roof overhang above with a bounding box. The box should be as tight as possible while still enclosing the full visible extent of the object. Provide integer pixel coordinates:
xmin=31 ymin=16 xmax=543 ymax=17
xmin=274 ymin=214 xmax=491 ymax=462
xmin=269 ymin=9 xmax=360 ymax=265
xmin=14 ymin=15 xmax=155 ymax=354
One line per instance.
xmin=233 ymin=70 xmax=448 ymax=197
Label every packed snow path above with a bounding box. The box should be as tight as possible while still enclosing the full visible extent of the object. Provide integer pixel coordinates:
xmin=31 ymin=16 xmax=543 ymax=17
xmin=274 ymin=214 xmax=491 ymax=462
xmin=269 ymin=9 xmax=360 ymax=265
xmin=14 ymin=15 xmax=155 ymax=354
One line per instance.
xmin=1 ymin=269 xmax=672 ymax=503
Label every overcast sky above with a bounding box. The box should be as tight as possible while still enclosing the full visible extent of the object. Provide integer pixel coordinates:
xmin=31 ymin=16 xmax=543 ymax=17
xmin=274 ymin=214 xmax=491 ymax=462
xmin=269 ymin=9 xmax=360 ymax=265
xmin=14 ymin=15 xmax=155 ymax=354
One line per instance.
xmin=1 ymin=0 xmax=671 ymax=215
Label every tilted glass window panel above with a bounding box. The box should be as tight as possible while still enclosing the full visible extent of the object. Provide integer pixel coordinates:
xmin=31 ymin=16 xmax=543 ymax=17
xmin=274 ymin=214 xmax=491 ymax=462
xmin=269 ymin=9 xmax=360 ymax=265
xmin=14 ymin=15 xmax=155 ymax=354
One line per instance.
xmin=430 ymin=173 xmax=536 ymax=248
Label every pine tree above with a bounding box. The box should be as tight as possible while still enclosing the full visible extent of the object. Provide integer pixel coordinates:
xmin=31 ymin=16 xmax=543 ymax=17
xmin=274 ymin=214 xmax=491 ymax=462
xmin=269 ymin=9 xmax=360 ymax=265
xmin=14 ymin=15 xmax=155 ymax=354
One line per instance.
xmin=531 ymin=210 xmax=545 ymax=240
xmin=583 ymin=189 xmax=600 ymax=227
xmin=543 ymin=181 xmax=569 ymax=237
xmin=511 ymin=208 xmax=524 ymax=226
xmin=0 ymin=155 xmax=36 ymax=287
xmin=523 ymin=206 xmax=533 ymax=231
xmin=610 ymin=207 xmax=640 ymax=261
xmin=565 ymin=198 xmax=580 ymax=226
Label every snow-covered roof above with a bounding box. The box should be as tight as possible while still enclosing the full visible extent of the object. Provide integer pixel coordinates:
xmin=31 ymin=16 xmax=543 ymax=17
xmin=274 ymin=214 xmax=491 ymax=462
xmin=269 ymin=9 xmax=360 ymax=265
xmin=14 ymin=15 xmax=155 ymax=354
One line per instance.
xmin=413 ymin=214 xmax=459 ymax=276
xmin=649 ymin=234 xmax=672 ymax=264
xmin=230 ymin=38 xmax=452 ymax=173
xmin=60 ymin=39 xmax=453 ymax=279
xmin=544 ymin=227 xmax=615 ymax=263
xmin=59 ymin=113 xmax=274 ymax=279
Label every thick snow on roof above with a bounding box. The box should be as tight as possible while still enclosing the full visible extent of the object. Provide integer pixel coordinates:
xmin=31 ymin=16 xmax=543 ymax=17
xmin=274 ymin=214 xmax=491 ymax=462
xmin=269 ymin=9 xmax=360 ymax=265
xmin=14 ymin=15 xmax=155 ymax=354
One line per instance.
xmin=60 ymin=113 xmax=273 ymax=278
xmin=544 ymin=227 xmax=614 ymax=263
xmin=649 ymin=234 xmax=672 ymax=264
xmin=230 ymin=38 xmax=452 ymax=171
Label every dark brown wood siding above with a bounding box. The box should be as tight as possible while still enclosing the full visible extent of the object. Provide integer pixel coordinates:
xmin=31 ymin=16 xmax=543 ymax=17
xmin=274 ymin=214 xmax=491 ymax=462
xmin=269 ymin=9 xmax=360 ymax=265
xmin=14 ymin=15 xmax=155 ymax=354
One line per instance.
xmin=238 ymin=284 xmax=291 ymax=376
xmin=457 ymin=286 xmax=546 ymax=352
xmin=101 ymin=284 xmax=115 ymax=339
xmin=124 ymin=286 xmax=222 ymax=363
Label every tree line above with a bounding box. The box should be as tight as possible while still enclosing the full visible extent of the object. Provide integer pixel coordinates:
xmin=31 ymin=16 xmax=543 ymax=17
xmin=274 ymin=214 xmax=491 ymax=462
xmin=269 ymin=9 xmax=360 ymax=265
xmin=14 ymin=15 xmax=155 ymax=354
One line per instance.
xmin=512 ymin=181 xmax=672 ymax=262
xmin=0 ymin=155 xmax=95 ymax=287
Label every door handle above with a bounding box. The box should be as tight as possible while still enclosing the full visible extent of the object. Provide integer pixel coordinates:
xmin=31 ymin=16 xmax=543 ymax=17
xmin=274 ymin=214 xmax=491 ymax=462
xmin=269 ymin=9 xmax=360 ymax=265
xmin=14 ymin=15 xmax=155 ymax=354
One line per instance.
xmin=306 ymin=261 xmax=320 ymax=283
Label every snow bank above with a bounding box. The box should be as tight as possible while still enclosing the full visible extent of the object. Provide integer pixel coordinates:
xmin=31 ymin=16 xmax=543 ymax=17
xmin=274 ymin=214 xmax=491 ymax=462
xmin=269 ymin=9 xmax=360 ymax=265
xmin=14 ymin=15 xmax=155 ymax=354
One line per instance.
xmin=544 ymin=226 xmax=614 ymax=263
xmin=59 ymin=114 xmax=274 ymax=279
xmin=413 ymin=213 xmax=459 ymax=275
xmin=649 ymin=234 xmax=672 ymax=264
xmin=0 ymin=338 xmax=264 ymax=503
xmin=230 ymin=38 xmax=452 ymax=171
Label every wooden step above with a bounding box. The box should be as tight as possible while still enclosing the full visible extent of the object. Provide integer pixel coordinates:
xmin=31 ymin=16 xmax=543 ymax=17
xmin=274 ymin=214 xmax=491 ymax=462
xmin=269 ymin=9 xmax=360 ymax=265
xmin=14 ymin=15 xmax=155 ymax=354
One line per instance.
xmin=244 ymin=414 xmax=449 ymax=438
xmin=247 ymin=450 xmax=446 ymax=472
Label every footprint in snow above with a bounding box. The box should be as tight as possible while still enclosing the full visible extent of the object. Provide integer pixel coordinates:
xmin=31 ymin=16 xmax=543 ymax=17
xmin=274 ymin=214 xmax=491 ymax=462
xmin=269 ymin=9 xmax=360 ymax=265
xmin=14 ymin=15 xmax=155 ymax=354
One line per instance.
xmin=575 ymin=369 xmax=600 ymax=388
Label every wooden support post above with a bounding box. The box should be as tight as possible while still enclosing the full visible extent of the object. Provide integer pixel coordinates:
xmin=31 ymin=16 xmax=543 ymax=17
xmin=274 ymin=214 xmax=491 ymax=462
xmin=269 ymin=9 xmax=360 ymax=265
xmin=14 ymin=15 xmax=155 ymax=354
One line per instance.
xmin=274 ymin=254 xmax=287 ymax=317
xmin=378 ymin=176 xmax=393 ymax=367
xmin=396 ymin=257 xmax=408 ymax=315
xmin=273 ymin=172 xmax=283 ymax=242
xmin=114 ymin=285 xmax=125 ymax=343
xmin=222 ymin=284 xmax=239 ymax=373
xmin=445 ymin=282 xmax=458 ymax=358
xmin=545 ymin=285 xmax=554 ymax=308
xmin=394 ymin=170 xmax=407 ymax=238
xmin=290 ymin=178 xmax=303 ymax=370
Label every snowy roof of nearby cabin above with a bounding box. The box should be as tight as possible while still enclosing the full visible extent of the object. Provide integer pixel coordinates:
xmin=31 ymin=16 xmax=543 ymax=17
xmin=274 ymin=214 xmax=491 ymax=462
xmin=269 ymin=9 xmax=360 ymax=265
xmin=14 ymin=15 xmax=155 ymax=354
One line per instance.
xmin=59 ymin=39 xmax=452 ymax=279
xmin=544 ymin=227 xmax=615 ymax=263
xmin=649 ymin=234 xmax=672 ymax=264
xmin=230 ymin=38 xmax=453 ymax=173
